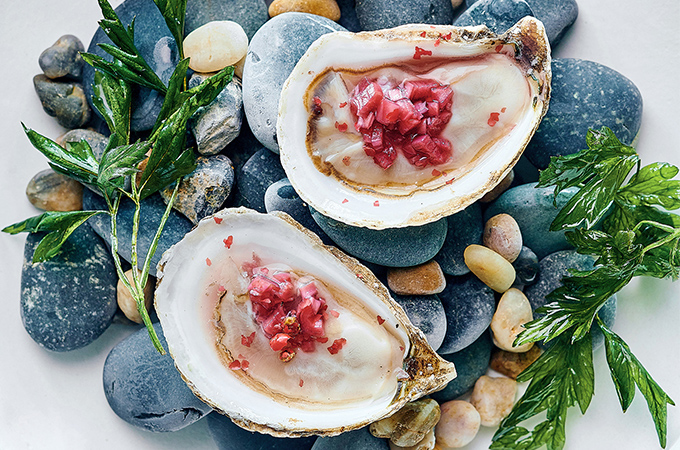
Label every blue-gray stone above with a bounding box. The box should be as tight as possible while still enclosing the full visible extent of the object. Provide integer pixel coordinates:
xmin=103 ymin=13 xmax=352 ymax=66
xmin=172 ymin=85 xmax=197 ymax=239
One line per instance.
xmin=513 ymin=245 xmax=539 ymax=286
xmin=83 ymin=189 xmax=193 ymax=277
xmin=392 ymin=294 xmax=447 ymax=352
xmin=434 ymin=203 xmax=483 ymax=276
xmin=310 ymin=209 xmax=447 ymax=267
xmin=185 ymin=0 xmax=268 ymax=39
xmin=312 ymin=426 xmax=388 ymax=450
xmin=59 ymin=129 xmax=108 ymax=160
xmin=237 ymin=149 xmax=287 ymax=212
xmin=33 ymin=75 xmax=90 ymax=129
xmin=39 ymin=34 xmax=84 ymax=80
xmin=207 ymin=412 xmax=317 ymax=450
xmin=430 ymin=331 xmax=492 ymax=402
xmin=242 ymin=13 xmax=345 ymax=153
xmin=20 ymin=226 xmax=117 ymax=351
xmin=356 ymin=0 xmax=454 ymax=31
xmin=454 ymin=0 xmax=534 ymax=35
xmin=512 ymin=154 xmax=540 ymax=185
xmin=337 ymin=0 xmax=362 ymax=32
xmin=484 ymin=183 xmax=577 ymax=259
xmin=437 ymin=274 xmax=495 ymax=354
xmin=525 ymin=59 xmax=643 ymax=170
xmin=103 ymin=323 xmax=212 ymax=432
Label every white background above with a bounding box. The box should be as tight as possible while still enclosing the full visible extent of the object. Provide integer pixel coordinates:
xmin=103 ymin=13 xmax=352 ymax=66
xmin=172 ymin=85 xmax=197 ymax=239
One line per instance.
xmin=0 ymin=0 xmax=679 ymax=449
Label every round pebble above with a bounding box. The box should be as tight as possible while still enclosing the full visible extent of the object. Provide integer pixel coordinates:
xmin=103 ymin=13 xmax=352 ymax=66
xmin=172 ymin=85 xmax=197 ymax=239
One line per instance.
xmin=512 ymin=246 xmax=539 ymax=286
xmin=490 ymin=288 xmax=534 ymax=352
xmin=489 ymin=345 xmax=542 ymax=379
xmin=184 ymin=21 xmax=249 ymax=73
xmin=434 ymin=400 xmax=481 ymax=449
xmin=387 ymin=261 xmax=446 ymax=296
xmin=434 ymin=203 xmax=483 ymax=276
xmin=388 ymin=427 xmax=435 ymax=450
xmin=207 ymin=412 xmax=317 ymax=450
xmin=26 ymin=169 xmax=83 ymax=211
xmin=464 ymin=244 xmax=516 ymax=293
xmin=237 ymin=148 xmax=287 ymax=212
xmin=469 ymin=375 xmax=517 ymax=427
xmin=39 ymin=34 xmax=84 ymax=80
xmin=337 ymin=0 xmax=362 ymax=32
xmin=370 ymin=399 xmax=440 ymax=447
xmin=392 ymin=294 xmax=446 ymax=352
xmin=269 ymin=0 xmax=342 ymax=20
xmin=483 ymin=214 xmax=522 ymax=263
xmin=117 ymin=269 xmax=154 ymax=324
xmin=312 ymin=426 xmax=388 ymax=450
xmin=33 ymin=75 xmax=90 ymax=129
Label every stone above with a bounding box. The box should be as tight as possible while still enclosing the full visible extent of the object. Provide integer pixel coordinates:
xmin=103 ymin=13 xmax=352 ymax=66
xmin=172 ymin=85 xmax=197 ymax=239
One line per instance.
xmin=26 ymin=169 xmax=83 ymax=211
xmin=392 ymin=294 xmax=446 ymax=351
xmin=512 ymin=155 xmax=540 ymax=185
xmin=355 ymin=0 xmax=454 ymax=31
xmin=310 ymin=210 xmax=447 ymax=267
xmin=524 ymin=59 xmax=643 ymax=170
xmin=57 ymin=129 xmax=108 ymax=160
xmin=464 ymin=244 xmax=516 ymax=293
xmin=388 ymin=428 xmax=435 ymax=450
xmin=512 ymin=246 xmax=539 ymax=286
xmin=469 ymin=375 xmax=517 ymax=427
xmin=83 ymin=190 xmax=193 ymax=277
xmin=39 ymin=34 xmax=84 ymax=80
xmin=434 ymin=203 xmax=483 ymax=276
xmin=434 ymin=401 xmax=481 ymax=448
xmin=490 ymin=288 xmax=533 ymax=352
xmin=337 ymin=0 xmax=362 ymax=32
xmin=186 ymin=0 xmax=269 ymax=39
xmin=437 ymin=275 xmax=494 ymax=355
xmin=117 ymin=269 xmax=154 ymax=324
xmin=103 ymin=323 xmax=212 ymax=431
xmin=207 ymin=412 xmax=317 ymax=449
xmin=184 ymin=21 xmax=249 ymax=73
xmin=431 ymin=332 xmax=492 ymax=402
xmin=190 ymin=75 xmax=244 ymax=156
xmin=369 ymin=399 xmax=440 ymax=447
xmin=33 ymin=75 xmax=90 ymax=129
xmin=489 ymin=344 xmax=541 ymax=379
xmin=483 ymin=213 xmax=522 ymax=263
xmin=242 ymin=13 xmax=345 ymax=153
xmin=20 ymin=226 xmax=117 ymax=351
xmin=484 ymin=183 xmax=578 ymax=259
xmin=480 ymin=170 xmax=514 ymax=203
xmin=454 ymin=0 xmax=534 ymax=35
xmin=312 ymin=426 xmax=388 ymax=450
xmin=269 ymin=0 xmax=342 ymax=21
xmin=387 ymin=261 xmax=446 ymax=295
xmin=237 ymin=149 xmax=287 ymax=212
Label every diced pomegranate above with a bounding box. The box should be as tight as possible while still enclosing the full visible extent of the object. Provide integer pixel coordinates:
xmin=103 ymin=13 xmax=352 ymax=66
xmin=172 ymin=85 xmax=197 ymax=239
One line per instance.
xmin=269 ymin=333 xmax=291 ymax=352
xmin=376 ymin=99 xmax=402 ymax=125
xmin=349 ymin=78 xmax=384 ymax=117
xmin=430 ymin=86 xmax=453 ymax=107
xmin=371 ymin=146 xmax=397 ymax=169
xmin=403 ymin=79 xmax=439 ymax=101
xmin=426 ymin=101 xmax=439 ymax=117
xmin=327 ymin=338 xmax=347 ymax=355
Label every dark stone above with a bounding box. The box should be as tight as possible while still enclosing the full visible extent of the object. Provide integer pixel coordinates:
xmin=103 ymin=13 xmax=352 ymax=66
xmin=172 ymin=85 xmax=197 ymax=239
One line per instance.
xmin=454 ymin=0 xmax=534 ymax=34
xmin=310 ymin=209 xmax=448 ymax=267
xmin=392 ymin=294 xmax=447 ymax=352
xmin=430 ymin=331 xmax=492 ymax=402
xmin=337 ymin=0 xmax=362 ymax=32
xmin=20 ymin=226 xmax=117 ymax=351
xmin=434 ymin=203 xmax=483 ymax=276
xmin=512 ymin=154 xmax=540 ymax=185
xmin=224 ymin=116 xmax=265 ymax=174
xmin=355 ymin=0 xmax=454 ymax=31
xmin=39 ymin=34 xmax=84 ymax=80
xmin=513 ymin=245 xmax=539 ymax=286
xmin=437 ymin=274 xmax=495 ymax=354
xmin=525 ymin=59 xmax=643 ymax=170
xmin=312 ymin=426 xmax=388 ymax=450
xmin=237 ymin=149 xmax=287 ymax=212
xmin=103 ymin=323 xmax=212 ymax=432
xmin=33 ymin=75 xmax=90 ymax=129
xmin=207 ymin=412 xmax=317 ymax=450
xmin=242 ymin=13 xmax=345 ymax=153
xmin=185 ymin=0 xmax=269 ymax=39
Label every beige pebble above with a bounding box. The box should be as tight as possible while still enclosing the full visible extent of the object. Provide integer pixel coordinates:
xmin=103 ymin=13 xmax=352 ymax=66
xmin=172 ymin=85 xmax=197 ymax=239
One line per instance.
xmin=389 ymin=427 xmax=435 ymax=450
xmin=233 ymin=55 xmax=246 ymax=80
xmin=26 ymin=168 xmax=83 ymax=212
xmin=450 ymin=0 xmax=464 ymax=9
xmin=463 ymin=244 xmax=516 ymax=293
xmin=117 ymin=269 xmax=154 ymax=324
xmin=387 ymin=260 xmax=446 ymax=295
xmin=483 ymin=213 xmax=522 ymax=263
xmin=370 ymin=398 xmax=441 ymax=447
xmin=490 ymin=288 xmax=534 ymax=352
xmin=469 ymin=375 xmax=517 ymax=427
xmin=269 ymin=0 xmax=341 ymax=21
xmin=434 ymin=400 xmax=481 ymax=449
xmin=480 ymin=170 xmax=514 ymax=203
xmin=184 ymin=21 xmax=248 ymax=73
xmin=490 ymin=345 xmax=542 ymax=379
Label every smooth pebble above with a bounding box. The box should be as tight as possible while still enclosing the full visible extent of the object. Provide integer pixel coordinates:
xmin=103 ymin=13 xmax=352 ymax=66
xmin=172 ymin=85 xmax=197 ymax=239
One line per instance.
xmin=117 ymin=269 xmax=154 ymax=324
xmin=237 ymin=148 xmax=287 ymax=212
xmin=355 ymin=0 xmax=454 ymax=30
xmin=57 ymin=128 xmax=108 ymax=160
xmin=207 ymin=412 xmax=317 ymax=450
xmin=312 ymin=426 xmax=388 ymax=449
xmin=489 ymin=345 xmax=541 ymax=379
xmin=39 ymin=34 xmax=84 ymax=80
xmin=490 ymin=288 xmax=533 ymax=352
xmin=185 ymin=0 xmax=269 ymax=39
xmin=387 ymin=261 xmax=446 ymax=295
xmin=434 ymin=203 xmax=483 ymax=276
xmin=454 ymin=0 xmax=534 ymax=34
xmin=434 ymin=400 xmax=481 ymax=449
xmin=388 ymin=427 xmax=435 ymax=450
xmin=464 ymin=244 xmax=516 ymax=293
xmin=184 ymin=21 xmax=249 ymax=73
xmin=512 ymin=246 xmax=539 ymax=286
xmin=370 ymin=399 xmax=440 ymax=447
xmin=33 ymin=75 xmax=90 ymax=129
xmin=483 ymin=213 xmax=522 ymax=263
xmin=469 ymin=375 xmax=517 ymax=427
xmin=26 ymin=169 xmax=83 ymax=211
xmin=269 ymin=0 xmax=342 ymax=20
xmin=392 ymin=294 xmax=446 ymax=352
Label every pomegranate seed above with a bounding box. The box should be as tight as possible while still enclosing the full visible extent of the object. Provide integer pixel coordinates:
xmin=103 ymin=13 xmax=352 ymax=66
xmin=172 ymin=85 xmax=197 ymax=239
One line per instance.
xmin=339 ymin=102 xmax=347 ymax=108
xmin=299 ymin=379 xmax=304 ymax=387
xmin=488 ymin=112 xmax=501 ymax=127
xmin=327 ymin=338 xmax=347 ymax=355
xmin=374 ymin=200 xmax=380 ymax=207
xmin=206 ymin=258 xmax=212 ymax=266
xmin=377 ymin=315 xmax=385 ymax=325
xmin=413 ymin=46 xmax=433 ymax=60
xmin=241 ymin=360 xmax=250 ymax=370
xmin=224 ymin=235 xmax=233 ymax=249
xmin=213 ymin=217 xmax=223 ymax=224
xmin=241 ymin=332 xmax=256 ymax=347
xmin=229 ymin=360 xmax=241 ymax=370
xmin=342 ymin=198 xmax=349 ymax=204
xmin=342 ymin=156 xmax=351 ymax=166
xmin=330 ymin=310 xmax=340 ymax=318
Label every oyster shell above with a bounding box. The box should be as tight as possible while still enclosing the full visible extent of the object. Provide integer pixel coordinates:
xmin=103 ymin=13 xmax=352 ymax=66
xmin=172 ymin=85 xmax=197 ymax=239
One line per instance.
xmin=155 ymin=208 xmax=456 ymax=437
xmin=278 ymin=17 xmax=551 ymax=229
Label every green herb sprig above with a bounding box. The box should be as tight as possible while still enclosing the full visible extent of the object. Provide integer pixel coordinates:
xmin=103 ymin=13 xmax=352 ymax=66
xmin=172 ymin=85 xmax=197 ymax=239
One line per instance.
xmin=491 ymin=127 xmax=676 ymax=450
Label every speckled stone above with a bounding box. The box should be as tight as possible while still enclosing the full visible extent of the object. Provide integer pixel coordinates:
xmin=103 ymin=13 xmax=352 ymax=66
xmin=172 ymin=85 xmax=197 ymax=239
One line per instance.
xmin=236 ymin=149 xmax=287 ymax=212
xmin=392 ymin=294 xmax=447 ymax=351
xmin=20 ymin=226 xmax=117 ymax=351
xmin=437 ymin=274 xmax=495 ymax=354
xmin=103 ymin=323 xmax=212 ymax=432
xmin=387 ymin=260 xmax=446 ymax=296
xmin=242 ymin=13 xmax=345 ymax=153
xmin=312 ymin=426 xmax=389 ymax=450
xmin=434 ymin=203 xmax=483 ymax=276
xmin=39 ymin=35 xmax=84 ymax=80
xmin=355 ymin=0 xmax=454 ymax=30
xmin=454 ymin=0 xmax=534 ymax=34
xmin=489 ymin=344 xmax=541 ymax=379
xmin=484 ymin=183 xmax=578 ymax=259
xmin=431 ymin=332 xmax=492 ymax=402
xmin=186 ymin=0 xmax=269 ymax=39
xmin=525 ymin=59 xmax=643 ymax=170
xmin=84 ymin=190 xmax=193 ymax=277
xmin=33 ymin=75 xmax=90 ymax=129
xmin=26 ymin=169 xmax=83 ymax=212
xmin=512 ymin=245 xmax=539 ymax=286
xmin=269 ymin=0 xmax=342 ymax=21
xmin=57 ymin=129 xmax=108 ymax=160
xmin=160 ymin=155 xmax=235 ymax=224
xmin=337 ymin=0 xmax=362 ymax=31
xmin=310 ymin=210 xmax=447 ymax=267
xmin=207 ymin=412 xmax=317 ymax=449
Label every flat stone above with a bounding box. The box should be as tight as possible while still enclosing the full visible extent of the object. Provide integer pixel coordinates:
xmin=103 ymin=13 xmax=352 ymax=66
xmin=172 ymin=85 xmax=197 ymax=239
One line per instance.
xmin=434 ymin=203 xmax=483 ymax=276
xmin=392 ymin=294 xmax=447 ymax=352
xmin=242 ymin=12 xmax=345 ymax=153
xmin=185 ymin=0 xmax=269 ymax=39
xmin=236 ymin=148 xmax=287 ymax=212
xmin=57 ymin=128 xmax=108 ymax=160
xmin=489 ymin=344 xmax=541 ymax=379
xmin=387 ymin=261 xmax=446 ymax=295
xmin=26 ymin=169 xmax=83 ymax=211
xmin=313 ymin=426 xmax=389 ymax=450
xmin=337 ymin=0 xmax=362 ymax=32
xmin=207 ymin=412 xmax=317 ymax=449
xmin=524 ymin=59 xmax=643 ymax=170
xmin=33 ymin=75 xmax=90 ymax=129
xmin=355 ymin=0 xmax=454 ymax=30
xmin=20 ymin=226 xmax=117 ymax=351
xmin=39 ymin=34 xmax=84 ymax=80
xmin=454 ymin=0 xmax=534 ymax=34
xmin=103 ymin=323 xmax=212 ymax=432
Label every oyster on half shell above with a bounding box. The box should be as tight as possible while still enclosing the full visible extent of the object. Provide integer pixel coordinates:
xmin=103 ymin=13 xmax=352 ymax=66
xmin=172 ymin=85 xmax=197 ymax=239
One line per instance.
xmin=154 ymin=208 xmax=456 ymax=437
xmin=278 ymin=17 xmax=551 ymax=230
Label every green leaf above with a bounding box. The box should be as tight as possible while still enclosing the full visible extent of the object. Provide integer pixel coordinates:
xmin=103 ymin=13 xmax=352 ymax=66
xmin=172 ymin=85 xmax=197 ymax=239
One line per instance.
xmin=152 ymin=0 xmax=187 ymax=58
xmin=91 ymin=69 xmax=131 ymax=149
xmin=618 ymin=162 xmax=680 ymax=210
xmin=98 ymin=141 xmax=151 ymax=192
xmin=82 ymin=52 xmax=167 ymax=94
xmin=151 ymin=58 xmax=191 ymax=136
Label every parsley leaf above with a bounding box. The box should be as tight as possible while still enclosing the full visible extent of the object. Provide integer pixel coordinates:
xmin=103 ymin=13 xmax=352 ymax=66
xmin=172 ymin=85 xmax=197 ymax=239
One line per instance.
xmin=152 ymin=0 xmax=187 ymax=58
xmin=91 ymin=68 xmax=131 ymax=150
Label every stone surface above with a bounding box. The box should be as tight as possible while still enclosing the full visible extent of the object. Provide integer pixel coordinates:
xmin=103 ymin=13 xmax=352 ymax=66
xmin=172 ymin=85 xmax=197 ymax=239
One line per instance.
xmin=490 ymin=288 xmax=533 ymax=352
xmin=437 ymin=275 xmax=494 ymax=355
xmin=312 ymin=426 xmax=388 ymax=450
xmin=207 ymin=412 xmax=317 ymax=449
xmin=434 ymin=400 xmax=481 ymax=448
xmin=483 ymin=213 xmax=522 ymax=263
xmin=388 ymin=428 xmax=435 ymax=450
xmin=525 ymin=59 xmax=643 ymax=170
xmin=269 ymin=0 xmax=342 ymax=21
xmin=26 ymin=169 xmax=83 ymax=211
xmin=237 ymin=149 xmax=287 ymax=212
xmin=434 ymin=203 xmax=483 ymax=276
xmin=512 ymin=245 xmax=539 ymax=286
xmin=184 ymin=21 xmax=249 ymax=73
xmin=33 ymin=75 xmax=90 ymax=129
xmin=464 ymin=244 xmax=516 ymax=293
xmin=469 ymin=375 xmax=517 ymax=427
xmin=355 ymin=0 xmax=454 ymax=30
xmin=39 ymin=34 xmax=84 ymax=80
xmin=337 ymin=0 xmax=362 ymax=31
xmin=370 ymin=399 xmax=440 ymax=447
xmin=186 ymin=0 xmax=269 ymax=39
xmin=310 ymin=210 xmax=447 ymax=267
xmin=103 ymin=323 xmax=212 ymax=432
xmin=117 ymin=269 xmax=154 ymax=324
xmin=454 ymin=0 xmax=534 ymax=34
xmin=387 ymin=261 xmax=446 ymax=295
xmin=57 ymin=129 xmax=108 ymax=160
xmin=489 ymin=344 xmax=541 ymax=379
xmin=392 ymin=294 xmax=446 ymax=351
xmin=242 ymin=12 xmax=345 ymax=153
xmin=20 ymin=226 xmax=117 ymax=351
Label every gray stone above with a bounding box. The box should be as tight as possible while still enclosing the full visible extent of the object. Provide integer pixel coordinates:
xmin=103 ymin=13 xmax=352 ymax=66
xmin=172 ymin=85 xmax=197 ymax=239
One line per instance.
xmin=236 ymin=149 xmax=287 ymax=212
xmin=392 ymin=294 xmax=447 ymax=352
xmin=33 ymin=74 xmax=90 ymax=129
xmin=337 ymin=0 xmax=362 ymax=32
xmin=185 ymin=0 xmax=269 ymax=39
xmin=355 ymin=0 xmax=454 ymax=30
xmin=20 ymin=226 xmax=117 ymax=351
xmin=454 ymin=0 xmax=534 ymax=34
xmin=434 ymin=203 xmax=483 ymax=276
xmin=312 ymin=426 xmax=388 ymax=450
xmin=26 ymin=169 xmax=83 ymax=212
xmin=207 ymin=412 xmax=317 ymax=450
xmin=513 ymin=245 xmax=539 ymax=286
xmin=243 ymin=13 xmax=345 ymax=153
xmin=58 ymin=128 xmax=109 ymax=160
xmin=525 ymin=59 xmax=643 ymax=170
xmin=103 ymin=323 xmax=212 ymax=432
xmin=310 ymin=209 xmax=448 ymax=267
xmin=39 ymin=34 xmax=85 ymax=80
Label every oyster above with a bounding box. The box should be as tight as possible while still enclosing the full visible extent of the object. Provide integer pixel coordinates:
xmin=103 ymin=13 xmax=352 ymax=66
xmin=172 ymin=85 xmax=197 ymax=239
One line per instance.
xmin=155 ymin=208 xmax=456 ymax=437
xmin=278 ymin=17 xmax=551 ymax=229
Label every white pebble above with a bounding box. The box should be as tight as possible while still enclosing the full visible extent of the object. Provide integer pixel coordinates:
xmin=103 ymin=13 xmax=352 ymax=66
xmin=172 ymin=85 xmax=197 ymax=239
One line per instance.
xmin=490 ymin=288 xmax=534 ymax=352
xmin=469 ymin=375 xmax=517 ymax=426
xmin=184 ymin=21 xmax=248 ymax=73
xmin=434 ymin=400 xmax=481 ymax=449
xmin=117 ymin=269 xmax=154 ymax=324
xmin=464 ymin=244 xmax=516 ymax=292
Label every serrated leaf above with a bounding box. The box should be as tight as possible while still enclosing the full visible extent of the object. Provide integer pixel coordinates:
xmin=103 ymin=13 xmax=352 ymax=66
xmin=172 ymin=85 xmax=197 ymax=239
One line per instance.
xmin=151 ymin=57 xmax=191 ymax=136
xmin=152 ymin=0 xmax=187 ymax=58
xmin=618 ymin=162 xmax=680 ymax=210
xmin=82 ymin=52 xmax=166 ymax=93
xmin=91 ymin=69 xmax=131 ymax=148
xmin=98 ymin=141 xmax=151 ymax=191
